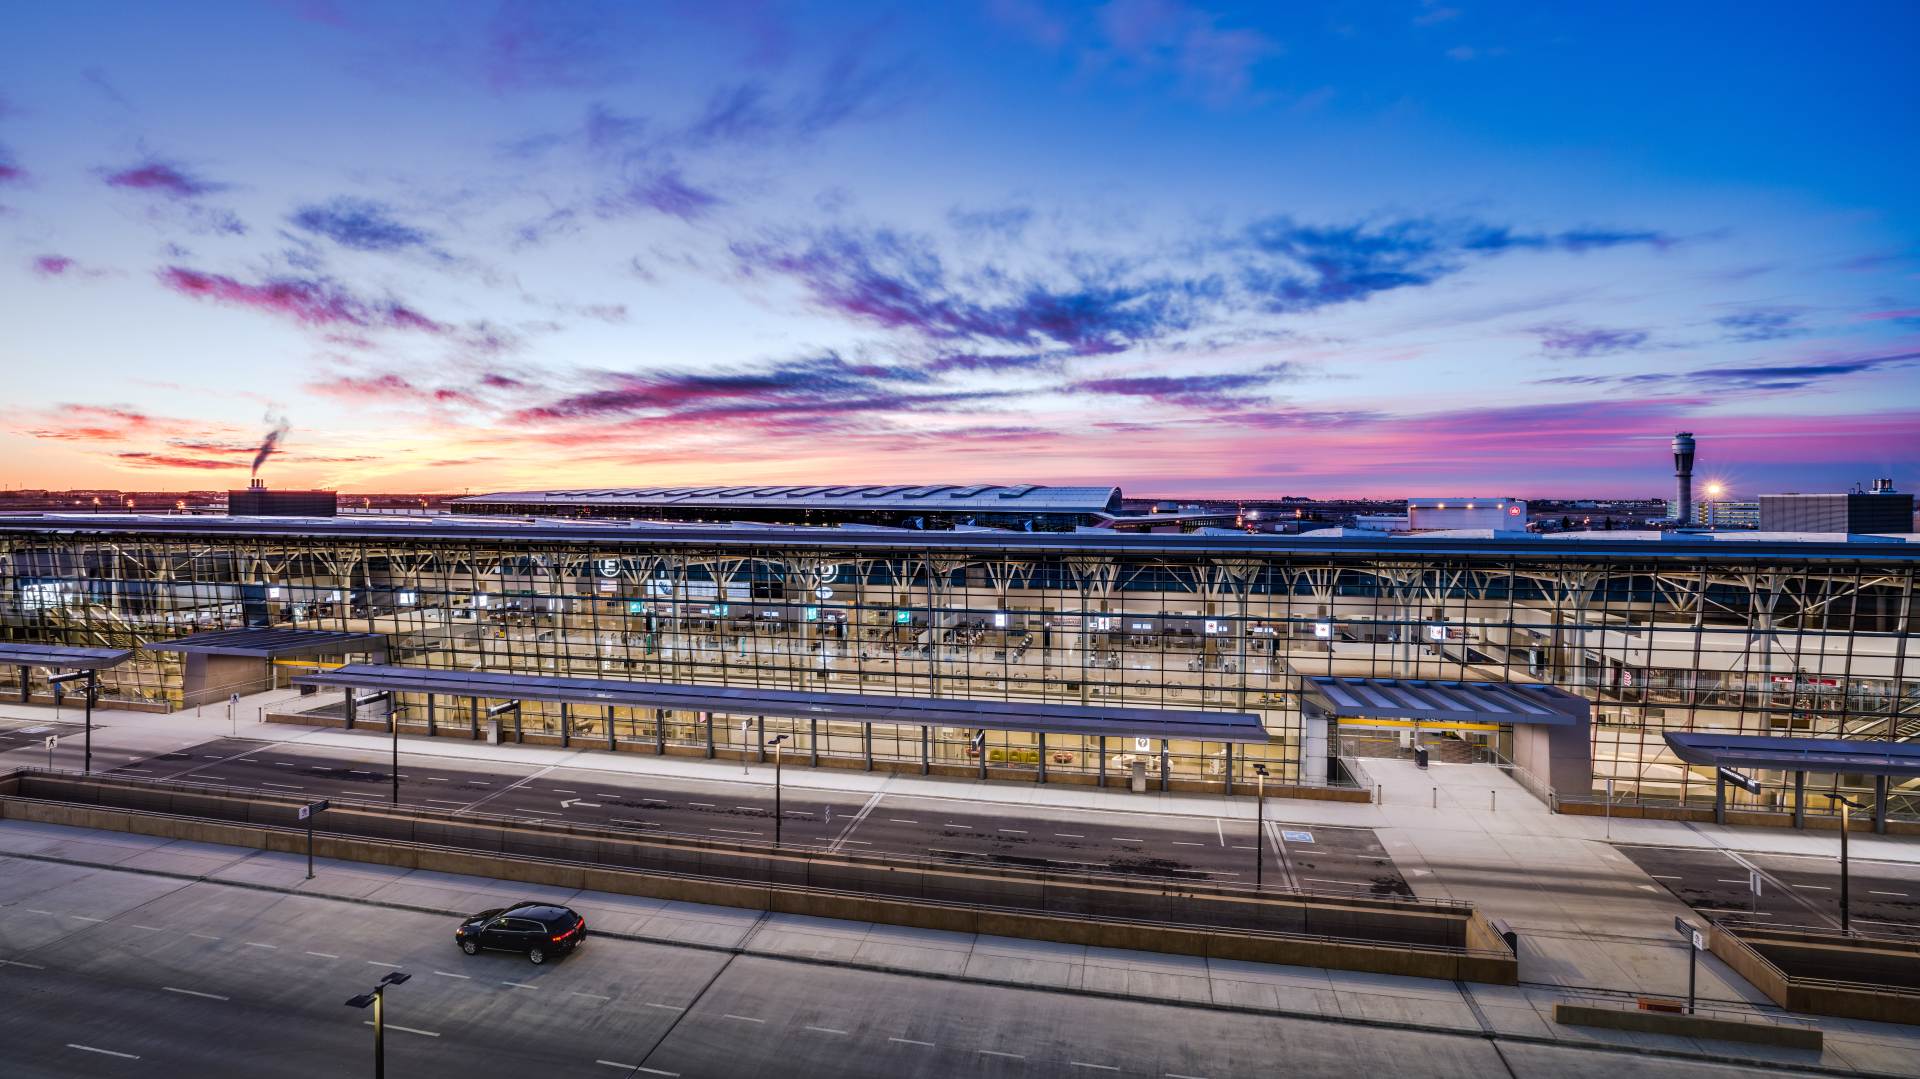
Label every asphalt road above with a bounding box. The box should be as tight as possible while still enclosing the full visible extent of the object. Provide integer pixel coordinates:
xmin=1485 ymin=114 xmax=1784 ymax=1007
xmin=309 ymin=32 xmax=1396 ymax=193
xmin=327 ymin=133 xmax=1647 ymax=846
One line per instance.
xmin=1617 ymin=842 xmax=1920 ymax=939
xmin=0 ymin=717 xmax=80 ymax=758
xmin=77 ymin=734 xmax=1408 ymax=897
xmin=0 ymin=857 xmax=1809 ymax=1079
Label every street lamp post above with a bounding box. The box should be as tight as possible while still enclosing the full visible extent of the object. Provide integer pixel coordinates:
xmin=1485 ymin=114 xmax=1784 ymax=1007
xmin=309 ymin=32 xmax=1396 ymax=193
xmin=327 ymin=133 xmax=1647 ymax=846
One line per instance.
xmin=1252 ymin=764 xmax=1269 ymax=889
xmin=765 ymin=734 xmax=789 ymax=846
xmin=344 ymin=971 xmax=411 ymax=1079
xmin=1836 ymin=794 xmax=1863 ymax=933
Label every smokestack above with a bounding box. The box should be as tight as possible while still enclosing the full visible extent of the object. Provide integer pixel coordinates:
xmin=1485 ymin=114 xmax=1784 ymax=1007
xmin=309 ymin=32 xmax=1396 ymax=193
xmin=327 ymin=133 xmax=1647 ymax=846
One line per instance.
xmin=1671 ymin=432 xmax=1696 ymax=523
xmin=251 ymin=415 xmax=290 ymax=477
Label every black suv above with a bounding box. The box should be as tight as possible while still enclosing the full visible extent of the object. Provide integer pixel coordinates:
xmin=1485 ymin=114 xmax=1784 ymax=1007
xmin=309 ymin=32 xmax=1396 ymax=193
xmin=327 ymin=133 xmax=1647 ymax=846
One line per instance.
xmin=455 ymin=902 xmax=587 ymax=964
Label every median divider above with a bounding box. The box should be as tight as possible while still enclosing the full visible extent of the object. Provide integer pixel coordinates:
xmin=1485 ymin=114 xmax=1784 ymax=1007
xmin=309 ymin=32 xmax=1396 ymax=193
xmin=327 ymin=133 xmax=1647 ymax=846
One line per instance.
xmin=0 ymin=767 xmax=1514 ymax=983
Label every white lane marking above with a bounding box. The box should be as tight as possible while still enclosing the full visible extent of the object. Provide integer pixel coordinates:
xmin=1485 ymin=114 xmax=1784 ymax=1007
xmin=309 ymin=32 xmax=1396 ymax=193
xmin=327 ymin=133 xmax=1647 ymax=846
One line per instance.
xmin=432 ymin=970 xmax=471 ymax=980
xmin=711 ymin=828 xmax=761 ymax=836
xmin=829 ymin=790 xmax=886 ymax=854
xmin=260 ymin=781 xmax=303 ymax=790
xmin=733 ymin=806 xmax=761 ymax=812
xmin=305 ymin=951 xmax=340 ymax=959
xmin=1650 ymin=874 xmax=1682 ymax=880
xmin=1795 ymin=884 xmax=1832 ymax=891
xmin=999 ymin=828 xmax=1027 ymax=834
xmin=889 ymin=819 xmax=919 ymax=825
xmin=1055 ymin=833 xmax=1084 ymax=839
xmin=243 ymin=941 xmax=277 ymax=949
xmin=981 ymin=1050 xmax=1025 ymax=1059
xmin=366 ymin=1021 xmax=439 ymax=1037
xmin=71 ymin=915 xmax=106 ymax=922
xmin=273 ymin=762 xmax=294 ymax=767
xmin=889 ymin=1037 xmax=935 ymax=1047
xmin=1172 ymin=841 xmax=1203 ymax=846
xmin=723 ymin=1013 xmax=764 ymax=1023
xmin=25 ymin=909 xmax=56 ymax=915
xmin=367 ymin=960 xmax=403 ymax=968
xmin=0 ymin=959 xmax=45 ymax=969
xmin=1167 ymin=1072 xmax=1212 ymax=1079
xmin=130 ymin=925 xmax=163 ymax=932
xmin=68 ymin=1044 xmax=140 ymax=1059
xmin=1072 ymin=1063 xmax=1120 ymax=1072
xmin=164 ymin=986 xmax=229 ymax=1001
xmin=571 ymin=991 xmax=611 ymax=1002
xmin=945 ymin=822 xmax=971 ymax=829
xmin=503 ymin=981 xmax=538 ymax=990
xmin=1870 ymin=890 xmax=1909 ymax=897
xmin=552 ymin=789 xmax=579 ymax=794
xmin=425 ymin=799 xmax=470 ymax=806
xmin=428 ymin=776 xmax=450 ymax=782
xmin=1716 ymin=879 xmax=1748 ymax=884
xmin=643 ymin=1002 xmax=683 ymax=1011
xmin=840 ymin=839 xmax=871 ymax=845
xmin=1215 ymin=818 xmax=1226 ymax=847
xmin=1112 ymin=837 xmax=1142 ymax=843
xmin=805 ymin=1026 xmax=850 ymax=1035
xmin=188 ymin=932 xmax=221 ymax=940
xmin=688 ymin=802 xmax=717 ymax=808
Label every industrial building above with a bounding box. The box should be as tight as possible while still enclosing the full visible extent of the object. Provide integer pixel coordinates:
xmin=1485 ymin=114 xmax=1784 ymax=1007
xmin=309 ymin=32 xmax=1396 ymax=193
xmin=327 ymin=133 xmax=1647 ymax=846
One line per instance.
xmin=2 ymin=512 xmax=1915 ymax=813
xmin=1759 ymin=481 xmax=1913 ymax=534
xmin=228 ymin=479 xmax=338 ymax=517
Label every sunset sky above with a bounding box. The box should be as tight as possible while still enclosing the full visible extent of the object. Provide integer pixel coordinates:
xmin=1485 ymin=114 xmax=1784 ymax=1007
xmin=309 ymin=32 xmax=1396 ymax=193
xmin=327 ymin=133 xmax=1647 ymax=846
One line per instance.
xmin=3 ymin=1 xmax=1916 ymax=498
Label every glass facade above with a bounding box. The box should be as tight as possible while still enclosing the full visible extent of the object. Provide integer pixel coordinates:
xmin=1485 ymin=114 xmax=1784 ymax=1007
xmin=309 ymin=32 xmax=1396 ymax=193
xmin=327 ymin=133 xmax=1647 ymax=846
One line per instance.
xmin=2 ymin=521 xmax=1915 ymax=808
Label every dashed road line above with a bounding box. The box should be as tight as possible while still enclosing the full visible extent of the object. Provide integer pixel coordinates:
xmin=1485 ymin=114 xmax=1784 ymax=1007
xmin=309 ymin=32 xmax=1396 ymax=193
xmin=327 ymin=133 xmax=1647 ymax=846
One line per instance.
xmin=366 ymin=1021 xmax=439 ymax=1037
xmin=432 ymin=970 xmax=471 ymax=980
xmin=163 ymin=986 xmax=229 ymax=1001
xmin=503 ymin=981 xmax=538 ymax=990
xmin=722 ymin=1013 xmax=764 ymax=1023
xmin=643 ymin=1002 xmax=683 ymax=1012
xmin=305 ymin=951 xmax=340 ymax=959
xmin=889 ymin=1037 xmax=935 ymax=1047
xmin=980 ymin=1049 xmax=1025 ymax=1060
xmin=367 ymin=960 xmax=403 ymax=968
xmin=68 ymin=1044 xmax=139 ymax=1059
xmin=1071 ymin=1063 xmax=1120 ymax=1072
xmin=570 ymin=991 xmax=611 ymax=1002
xmin=1055 ymin=833 xmax=1084 ymax=839
xmin=0 ymin=959 xmax=45 ymax=969
xmin=242 ymin=941 xmax=277 ymax=950
xmin=805 ymin=1026 xmax=849 ymax=1035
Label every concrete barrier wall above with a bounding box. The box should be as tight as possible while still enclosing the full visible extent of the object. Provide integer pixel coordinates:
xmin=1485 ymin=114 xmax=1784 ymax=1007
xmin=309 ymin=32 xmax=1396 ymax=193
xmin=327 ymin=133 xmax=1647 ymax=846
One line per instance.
xmin=1551 ymin=1004 xmax=1821 ymax=1050
xmin=1558 ymin=800 xmax=1918 ymax=837
xmin=0 ymin=789 xmax=1514 ymax=984
xmin=1710 ymin=925 xmax=1920 ymax=1025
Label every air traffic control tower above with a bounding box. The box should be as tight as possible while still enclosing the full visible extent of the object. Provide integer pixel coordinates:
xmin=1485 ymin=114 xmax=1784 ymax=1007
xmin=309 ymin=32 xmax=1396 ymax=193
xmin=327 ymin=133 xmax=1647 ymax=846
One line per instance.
xmin=1671 ymin=431 xmax=1696 ymax=523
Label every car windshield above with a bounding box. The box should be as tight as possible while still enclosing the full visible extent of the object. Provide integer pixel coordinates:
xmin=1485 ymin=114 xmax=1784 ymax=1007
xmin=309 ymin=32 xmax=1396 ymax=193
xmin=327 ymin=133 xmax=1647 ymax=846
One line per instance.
xmin=468 ymin=908 xmax=504 ymax=922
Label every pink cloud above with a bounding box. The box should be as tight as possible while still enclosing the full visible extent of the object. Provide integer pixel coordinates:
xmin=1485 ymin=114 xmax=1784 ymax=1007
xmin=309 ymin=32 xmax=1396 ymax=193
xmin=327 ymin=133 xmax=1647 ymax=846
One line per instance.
xmin=102 ymin=161 xmax=224 ymax=199
xmin=33 ymin=255 xmax=75 ymax=276
xmin=159 ymin=267 xmax=447 ymax=332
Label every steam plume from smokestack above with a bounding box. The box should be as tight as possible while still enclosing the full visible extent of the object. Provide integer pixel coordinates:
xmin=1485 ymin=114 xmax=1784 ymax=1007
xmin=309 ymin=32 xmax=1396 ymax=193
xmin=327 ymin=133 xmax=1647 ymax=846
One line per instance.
xmin=251 ymin=414 xmax=289 ymax=477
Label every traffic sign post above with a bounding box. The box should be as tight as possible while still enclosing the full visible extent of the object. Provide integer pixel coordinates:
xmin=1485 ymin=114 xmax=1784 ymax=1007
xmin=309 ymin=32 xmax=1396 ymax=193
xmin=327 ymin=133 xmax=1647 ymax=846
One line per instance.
xmin=300 ymin=799 xmax=331 ymax=879
xmin=44 ymin=734 xmax=57 ymax=770
xmin=229 ymin=691 xmax=240 ymax=734
xmin=1674 ymin=916 xmax=1703 ymax=1013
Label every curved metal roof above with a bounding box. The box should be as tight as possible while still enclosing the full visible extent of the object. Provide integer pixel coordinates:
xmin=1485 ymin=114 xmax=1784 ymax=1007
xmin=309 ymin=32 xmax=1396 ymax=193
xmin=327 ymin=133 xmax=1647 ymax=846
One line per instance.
xmin=142 ymin=628 xmax=387 ymax=658
xmin=1664 ymin=733 xmax=1920 ymax=777
xmin=1301 ymin=676 xmax=1590 ymax=725
xmin=448 ymin=484 xmax=1123 ymax=514
xmin=293 ymin=664 xmax=1269 ymax=742
xmin=0 ymin=643 xmax=133 ymax=670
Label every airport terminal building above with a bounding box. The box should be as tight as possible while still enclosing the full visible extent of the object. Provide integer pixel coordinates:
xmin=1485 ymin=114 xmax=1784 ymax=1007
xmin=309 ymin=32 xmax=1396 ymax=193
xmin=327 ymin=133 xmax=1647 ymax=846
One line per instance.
xmin=1 ymin=511 xmax=1916 ymax=811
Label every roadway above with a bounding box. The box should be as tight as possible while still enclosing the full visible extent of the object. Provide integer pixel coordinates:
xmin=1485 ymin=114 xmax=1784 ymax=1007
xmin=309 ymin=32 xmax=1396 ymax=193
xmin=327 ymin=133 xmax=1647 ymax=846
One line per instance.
xmin=0 ymin=855 xmax=1813 ymax=1078
xmin=49 ymin=733 xmax=1408 ymax=897
xmin=1617 ymin=842 xmax=1920 ymax=939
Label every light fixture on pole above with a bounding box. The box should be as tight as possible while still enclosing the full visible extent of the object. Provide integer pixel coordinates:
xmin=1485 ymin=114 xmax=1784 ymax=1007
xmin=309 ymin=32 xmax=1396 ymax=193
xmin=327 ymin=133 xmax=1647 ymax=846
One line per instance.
xmin=47 ymin=670 xmax=95 ymax=775
xmin=765 ymin=734 xmax=789 ymax=846
xmin=344 ymin=970 xmax=411 ymax=1079
xmin=1251 ymin=763 xmax=1269 ymax=889
xmin=1835 ymin=793 xmax=1864 ymax=934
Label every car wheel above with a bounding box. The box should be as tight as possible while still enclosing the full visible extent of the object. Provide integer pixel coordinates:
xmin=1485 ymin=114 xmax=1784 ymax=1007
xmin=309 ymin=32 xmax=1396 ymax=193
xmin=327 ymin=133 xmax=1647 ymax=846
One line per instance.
xmin=460 ymin=939 xmax=479 ymax=955
xmin=528 ymin=947 xmax=546 ymax=965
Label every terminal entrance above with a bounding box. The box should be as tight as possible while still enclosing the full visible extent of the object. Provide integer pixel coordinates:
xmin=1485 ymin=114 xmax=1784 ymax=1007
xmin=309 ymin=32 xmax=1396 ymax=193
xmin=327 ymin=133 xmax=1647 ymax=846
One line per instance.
xmin=1335 ymin=719 xmax=1505 ymax=767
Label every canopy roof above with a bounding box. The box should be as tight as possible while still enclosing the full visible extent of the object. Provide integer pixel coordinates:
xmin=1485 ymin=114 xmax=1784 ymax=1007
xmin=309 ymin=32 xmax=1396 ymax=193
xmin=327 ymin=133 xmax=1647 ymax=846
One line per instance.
xmin=0 ymin=643 xmax=133 ymax=670
xmin=143 ymin=627 xmax=386 ymax=659
xmin=293 ymin=664 xmax=1270 ymax=742
xmin=1301 ymin=676 xmax=1590 ymax=726
xmin=1664 ymin=732 xmax=1920 ymax=777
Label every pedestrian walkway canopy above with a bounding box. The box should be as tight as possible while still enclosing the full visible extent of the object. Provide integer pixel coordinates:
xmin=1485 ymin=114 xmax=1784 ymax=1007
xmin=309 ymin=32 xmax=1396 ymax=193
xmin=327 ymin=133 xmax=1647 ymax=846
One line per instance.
xmin=1300 ymin=676 xmax=1590 ymax=726
xmin=142 ymin=627 xmax=387 ymax=659
xmin=1664 ymin=733 xmax=1920 ymax=778
xmin=0 ymin=643 xmax=133 ymax=670
xmin=293 ymin=663 xmax=1269 ymax=743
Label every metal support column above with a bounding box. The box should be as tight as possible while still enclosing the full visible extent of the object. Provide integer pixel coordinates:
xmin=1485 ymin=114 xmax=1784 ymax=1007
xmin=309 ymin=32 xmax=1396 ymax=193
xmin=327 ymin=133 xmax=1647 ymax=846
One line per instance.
xmin=1875 ymin=775 xmax=1889 ymax=835
xmin=559 ymin=702 xmax=570 ymax=748
xmin=469 ymin=696 xmax=479 ymax=739
xmin=655 ymin=709 xmax=666 ymax=755
xmin=756 ymin=715 xmax=766 ymax=763
xmin=1098 ymin=736 xmax=1106 ymax=787
xmin=85 ymin=671 xmax=96 ymax=776
xmin=704 ymin=711 xmax=714 ymax=758
xmin=1037 ymin=733 xmax=1047 ymax=784
xmin=345 ymin=687 xmax=357 ymax=731
xmin=17 ymin=665 xmax=27 ymax=703
xmin=809 ymin=717 xmax=819 ymax=766
xmin=921 ymin=726 xmax=929 ymax=776
xmin=1224 ymin=742 xmax=1233 ymax=797
xmin=863 ymin=723 xmax=873 ymax=771
xmin=513 ymin=704 xmax=523 ymax=743
xmin=1794 ymin=770 xmax=1806 ymax=829
xmin=1159 ymin=739 xmax=1170 ymax=792
xmin=425 ymin=694 xmax=436 ymax=737
xmin=1714 ymin=771 xmax=1726 ymax=826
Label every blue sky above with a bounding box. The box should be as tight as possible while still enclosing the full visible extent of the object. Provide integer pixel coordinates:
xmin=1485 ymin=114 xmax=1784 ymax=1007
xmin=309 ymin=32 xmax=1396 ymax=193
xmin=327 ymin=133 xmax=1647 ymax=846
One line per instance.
xmin=2 ymin=0 xmax=1916 ymax=497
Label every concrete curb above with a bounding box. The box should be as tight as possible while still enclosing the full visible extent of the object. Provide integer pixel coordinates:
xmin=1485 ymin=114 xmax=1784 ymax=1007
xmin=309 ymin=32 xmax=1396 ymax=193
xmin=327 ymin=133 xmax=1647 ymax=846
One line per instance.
xmin=0 ymin=845 xmax=1891 ymax=1079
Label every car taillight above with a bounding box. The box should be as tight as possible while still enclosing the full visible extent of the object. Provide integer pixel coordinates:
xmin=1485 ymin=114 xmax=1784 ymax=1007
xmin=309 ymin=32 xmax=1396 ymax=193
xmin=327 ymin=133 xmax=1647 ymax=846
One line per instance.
xmin=551 ymin=924 xmax=578 ymax=942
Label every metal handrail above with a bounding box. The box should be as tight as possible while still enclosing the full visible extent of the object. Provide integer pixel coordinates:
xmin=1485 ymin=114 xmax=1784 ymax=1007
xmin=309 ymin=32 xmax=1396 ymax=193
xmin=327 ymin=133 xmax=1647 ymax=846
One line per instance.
xmin=3 ymin=765 xmax=1467 ymax=912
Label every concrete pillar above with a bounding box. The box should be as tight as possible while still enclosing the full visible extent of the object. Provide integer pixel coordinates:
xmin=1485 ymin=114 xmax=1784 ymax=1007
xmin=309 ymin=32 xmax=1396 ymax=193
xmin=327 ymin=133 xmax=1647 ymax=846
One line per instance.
xmin=1224 ymin=742 xmax=1234 ymax=797
xmin=1875 ymin=775 xmax=1889 ymax=835
xmin=559 ymin=702 xmax=570 ymax=748
xmin=345 ymin=687 xmax=356 ymax=731
xmin=1793 ymin=771 xmax=1806 ymax=829
xmin=469 ymin=696 xmax=479 ymax=739
xmin=1715 ymin=771 xmax=1727 ymax=826
xmin=1159 ymin=738 xmax=1169 ymax=792
xmin=920 ymin=726 xmax=929 ymax=775
xmin=606 ymin=705 xmax=615 ymax=751
xmin=863 ymin=723 xmax=873 ymax=771
xmin=1037 ymin=732 xmax=1047 ymax=784
xmin=756 ymin=715 xmax=766 ymax=763
xmin=810 ymin=717 xmax=819 ymax=766
xmin=1098 ymin=736 xmax=1107 ymax=787
xmin=655 ymin=709 xmax=667 ymax=755
xmin=426 ymin=693 xmax=436 ymax=737
xmin=704 ymin=711 xmax=714 ymax=758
